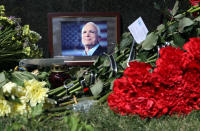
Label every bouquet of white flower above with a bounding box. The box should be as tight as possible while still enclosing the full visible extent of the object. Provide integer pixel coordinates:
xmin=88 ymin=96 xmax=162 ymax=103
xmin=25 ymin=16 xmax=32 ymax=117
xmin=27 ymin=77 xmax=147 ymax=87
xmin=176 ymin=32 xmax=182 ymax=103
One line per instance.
xmin=0 ymin=71 xmax=49 ymax=117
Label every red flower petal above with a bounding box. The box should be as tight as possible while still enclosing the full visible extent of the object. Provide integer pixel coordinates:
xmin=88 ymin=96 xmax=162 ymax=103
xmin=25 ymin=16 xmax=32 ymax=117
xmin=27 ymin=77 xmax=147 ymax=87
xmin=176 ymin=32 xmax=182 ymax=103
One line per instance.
xmin=108 ymin=37 xmax=200 ymax=118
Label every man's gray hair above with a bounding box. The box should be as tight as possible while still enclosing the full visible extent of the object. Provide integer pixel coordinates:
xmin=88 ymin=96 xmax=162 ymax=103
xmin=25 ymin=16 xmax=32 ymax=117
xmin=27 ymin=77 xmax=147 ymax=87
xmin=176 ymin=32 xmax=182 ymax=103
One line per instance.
xmin=82 ymin=22 xmax=101 ymax=37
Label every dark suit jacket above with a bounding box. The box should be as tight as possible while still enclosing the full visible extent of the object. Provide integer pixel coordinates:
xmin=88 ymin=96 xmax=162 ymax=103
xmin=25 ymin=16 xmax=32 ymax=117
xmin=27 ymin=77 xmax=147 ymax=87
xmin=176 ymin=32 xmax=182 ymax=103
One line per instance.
xmin=92 ymin=45 xmax=107 ymax=56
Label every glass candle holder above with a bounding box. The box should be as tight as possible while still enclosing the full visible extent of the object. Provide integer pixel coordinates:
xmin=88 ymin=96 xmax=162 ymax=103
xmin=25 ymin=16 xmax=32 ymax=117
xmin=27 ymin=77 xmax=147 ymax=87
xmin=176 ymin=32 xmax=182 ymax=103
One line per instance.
xmin=48 ymin=64 xmax=70 ymax=89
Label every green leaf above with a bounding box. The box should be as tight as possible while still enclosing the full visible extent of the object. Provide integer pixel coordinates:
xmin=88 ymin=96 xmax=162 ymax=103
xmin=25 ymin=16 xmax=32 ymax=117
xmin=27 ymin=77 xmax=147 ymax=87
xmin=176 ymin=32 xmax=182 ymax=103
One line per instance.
xmin=141 ymin=32 xmax=159 ymax=50
xmin=93 ymin=56 xmax=104 ymax=67
xmin=90 ymin=79 xmax=104 ymax=97
xmin=10 ymin=71 xmax=36 ymax=86
xmin=194 ymin=16 xmax=200 ymax=22
xmin=120 ymin=32 xmax=133 ymax=50
xmin=171 ymin=0 xmax=179 ymax=16
xmin=103 ymin=56 xmax=110 ymax=67
xmin=136 ymin=50 xmax=152 ymax=62
xmin=10 ymin=122 xmax=24 ymax=131
xmin=174 ymin=14 xmax=185 ymax=19
xmin=173 ymin=33 xmax=186 ymax=48
xmin=75 ymin=68 xmax=87 ymax=78
xmin=70 ymin=115 xmax=79 ymax=131
xmin=37 ymin=71 xmax=49 ymax=80
xmin=63 ymin=114 xmax=94 ymax=131
xmin=121 ymin=59 xmax=128 ymax=69
xmin=178 ymin=17 xmax=194 ymax=33
xmin=183 ymin=26 xmax=193 ymax=33
xmin=31 ymin=103 xmax=43 ymax=118
xmin=168 ymin=22 xmax=178 ymax=34
xmin=109 ymin=78 xmax=115 ymax=90
xmin=85 ymin=125 xmax=94 ymax=131
xmin=156 ymin=24 xmax=165 ymax=34
xmin=107 ymin=70 xmax=113 ymax=79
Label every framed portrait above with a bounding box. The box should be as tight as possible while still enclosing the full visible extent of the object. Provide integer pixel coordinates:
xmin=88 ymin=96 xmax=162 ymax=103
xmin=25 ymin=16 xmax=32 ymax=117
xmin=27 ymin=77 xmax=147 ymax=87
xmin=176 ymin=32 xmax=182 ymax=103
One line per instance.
xmin=48 ymin=12 xmax=120 ymax=65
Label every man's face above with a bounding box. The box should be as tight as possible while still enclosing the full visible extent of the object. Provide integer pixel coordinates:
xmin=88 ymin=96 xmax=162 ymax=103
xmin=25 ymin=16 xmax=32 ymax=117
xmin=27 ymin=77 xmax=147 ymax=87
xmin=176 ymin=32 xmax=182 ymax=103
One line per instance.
xmin=81 ymin=23 xmax=100 ymax=47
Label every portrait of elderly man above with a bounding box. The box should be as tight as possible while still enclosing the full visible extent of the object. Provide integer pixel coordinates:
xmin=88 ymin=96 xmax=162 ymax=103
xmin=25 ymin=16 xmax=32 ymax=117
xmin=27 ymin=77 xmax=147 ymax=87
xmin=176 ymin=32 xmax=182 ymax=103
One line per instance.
xmin=81 ymin=22 xmax=107 ymax=56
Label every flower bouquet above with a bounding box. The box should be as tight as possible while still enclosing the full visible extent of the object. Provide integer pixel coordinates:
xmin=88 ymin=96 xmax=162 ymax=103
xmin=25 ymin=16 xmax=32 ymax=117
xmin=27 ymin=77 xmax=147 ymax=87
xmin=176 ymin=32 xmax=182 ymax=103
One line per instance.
xmin=108 ymin=0 xmax=200 ymax=118
xmin=0 ymin=0 xmax=199 ymax=121
xmin=45 ymin=0 xmax=200 ymax=115
xmin=0 ymin=5 xmax=48 ymax=117
xmin=108 ymin=38 xmax=200 ymax=118
xmin=0 ymin=71 xmax=49 ymax=117
xmin=0 ymin=5 xmax=42 ymax=71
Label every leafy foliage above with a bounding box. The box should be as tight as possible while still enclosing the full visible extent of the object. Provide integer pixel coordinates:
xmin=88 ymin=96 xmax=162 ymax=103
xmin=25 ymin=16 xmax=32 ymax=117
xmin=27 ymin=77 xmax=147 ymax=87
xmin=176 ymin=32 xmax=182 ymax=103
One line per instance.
xmin=141 ymin=1 xmax=200 ymax=50
xmin=9 ymin=71 xmax=36 ymax=86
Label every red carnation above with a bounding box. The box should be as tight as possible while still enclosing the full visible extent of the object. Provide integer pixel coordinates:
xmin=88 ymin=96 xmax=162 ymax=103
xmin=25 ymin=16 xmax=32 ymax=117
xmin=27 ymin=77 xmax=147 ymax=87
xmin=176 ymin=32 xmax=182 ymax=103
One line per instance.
xmin=183 ymin=37 xmax=200 ymax=61
xmin=108 ymin=37 xmax=200 ymax=118
xmin=153 ymin=46 xmax=184 ymax=88
xmin=124 ymin=61 xmax=152 ymax=87
xmin=189 ymin=0 xmax=200 ymax=6
xmin=182 ymin=37 xmax=200 ymax=70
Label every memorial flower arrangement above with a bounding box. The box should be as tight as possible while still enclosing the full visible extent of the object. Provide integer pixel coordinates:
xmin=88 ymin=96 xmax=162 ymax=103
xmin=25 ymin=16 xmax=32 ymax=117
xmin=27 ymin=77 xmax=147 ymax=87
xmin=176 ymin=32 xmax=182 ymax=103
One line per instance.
xmin=0 ymin=78 xmax=48 ymax=116
xmin=43 ymin=0 xmax=200 ymax=115
xmin=0 ymin=5 xmax=47 ymax=117
xmin=108 ymin=0 xmax=200 ymax=118
xmin=108 ymin=37 xmax=200 ymax=118
xmin=0 ymin=1 xmax=199 ymax=129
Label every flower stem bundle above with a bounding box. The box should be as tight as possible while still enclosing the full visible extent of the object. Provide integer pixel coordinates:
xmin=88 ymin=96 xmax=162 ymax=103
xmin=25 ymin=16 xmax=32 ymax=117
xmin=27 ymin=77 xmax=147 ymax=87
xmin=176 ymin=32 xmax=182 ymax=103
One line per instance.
xmin=0 ymin=5 xmax=42 ymax=71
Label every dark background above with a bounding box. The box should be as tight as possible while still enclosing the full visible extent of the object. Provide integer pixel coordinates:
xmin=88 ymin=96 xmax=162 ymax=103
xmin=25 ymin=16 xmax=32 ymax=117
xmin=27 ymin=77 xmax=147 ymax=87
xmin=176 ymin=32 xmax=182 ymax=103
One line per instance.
xmin=0 ymin=0 xmax=188 ymax=57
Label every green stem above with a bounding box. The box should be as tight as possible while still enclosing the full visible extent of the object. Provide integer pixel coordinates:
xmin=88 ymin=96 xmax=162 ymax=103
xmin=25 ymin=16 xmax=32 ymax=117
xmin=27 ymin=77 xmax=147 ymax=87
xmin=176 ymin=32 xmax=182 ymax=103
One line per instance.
xmin=48 ymin=86 xmax=65 ymax=96
xmin=189 ymin=7 xmax=200 ymax=13
xmin=0 ymin=51 xmax=23 ymax=57
xmin=57 ymin=95 xmax=72 ymax=103
xmin=0 ymin=31 xmax=16 ymax=44
xmin=37 ymin=114 xmax=47 ymax=122
xmin=117 ymin=70 xmax=124 ymax=74
xmin=59 ymin=100 xmax=75 ymax=106
xmin=40 ymin=115 xmax=52 ymax=123
xmin=69 ymin=86 xmax=82 ymax=94
xmin=48 ymin=79 xmax=79 ymax=96
xmin=54 ymin=81 xmax=80 ymax=98
xmin=187 ymin=6 xmax=196 ymax=12
xmin=68 ymin=81 xmax=80 ymax=91
xmin=120 ymin=50 xmax=130 ymax=61
xmin=40 ymin=110 xmax=71 ymax=123
xmin=0 ymin=28 xmax=13 ymax=40
xmin=146 ymin=53 xmax=158 ymax=61
xmin=103 ymin=82 xmax=110 ymax=87
xmin=145 ymin=59 xmax=157 ymax=63
xmin=56 ymin=90 xmax=68 ymax=98
xmin=116 ymin=53 xmax=125 ymax=62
